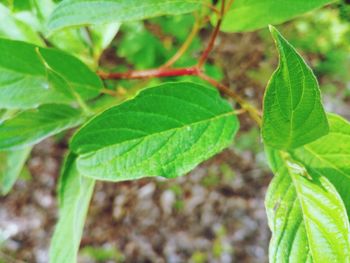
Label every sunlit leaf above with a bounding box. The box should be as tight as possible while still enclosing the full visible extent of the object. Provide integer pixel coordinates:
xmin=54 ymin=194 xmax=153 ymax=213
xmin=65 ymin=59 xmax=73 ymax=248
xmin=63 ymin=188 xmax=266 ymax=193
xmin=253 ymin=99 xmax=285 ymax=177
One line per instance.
xmin=265 ymin=150 xmax=350 ymax=262
xmin=47 ymin=0 xmax=201 ymax=32
xmin=71 ymin=82 xmax=239 ymax=181
xmin=262 ymin=26 xmax=328 ymax=150
xmin=292 ymin=113 xmax=350 ymax=217
xmin=217 ymin=0 xmax=334 ymax=32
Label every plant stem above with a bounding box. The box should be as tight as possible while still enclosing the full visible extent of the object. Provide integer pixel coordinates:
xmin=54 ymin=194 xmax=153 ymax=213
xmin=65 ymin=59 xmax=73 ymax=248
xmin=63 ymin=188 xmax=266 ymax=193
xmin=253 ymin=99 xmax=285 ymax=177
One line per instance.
xmin=96 ymin=0 xmax=262 ymax=125
xmin=161 ymin=18 xmax=201 ymax=68
xmin=98 ymin=67 xmax=200 ymax=80
xmin=101 ymin=88 xmax=119 ymax=97
xmin=197 ymin=72 xmax=262 ymax=126
xmin=197 ymin=0 xmax=225 ymax=68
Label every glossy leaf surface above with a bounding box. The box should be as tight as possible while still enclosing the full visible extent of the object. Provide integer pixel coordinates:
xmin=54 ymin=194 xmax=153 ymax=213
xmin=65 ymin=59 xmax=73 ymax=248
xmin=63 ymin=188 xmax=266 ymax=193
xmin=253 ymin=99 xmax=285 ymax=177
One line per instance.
xmin=265 ymin=150 xmax=350 ymax=263
xmin=71 ymin=82 xmax=239 ymax=181
xmin=262 ymin=26 xmax=328 ymax=150
xmin=292 ymin=113 xmax=350 ymax=216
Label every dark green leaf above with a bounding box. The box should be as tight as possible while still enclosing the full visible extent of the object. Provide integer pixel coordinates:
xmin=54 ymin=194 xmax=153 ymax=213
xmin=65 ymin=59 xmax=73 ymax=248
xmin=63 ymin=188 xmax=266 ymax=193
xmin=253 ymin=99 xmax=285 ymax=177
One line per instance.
xmin=47 ymin=0 xmax=201 ymax=32
xmin=50 ymin=153 xmax=95 ymax=263
xmin=217 ymin=0 xmax=334 ymax=32
xmin=71 ymin=82 xmax=239 ymax=181
xmin=0 ymin=38 xmax=102 ymax=109
xmin=266 ymin=150 xmax=350 ymax=262
xmin=262 ymin=26 xmax=328 ymax=150
xmin=0 ymin=104 xmax=84 ymax=150
xmin=0 ymin=147 xmax=31 ymax=195
xmin=291 ymin=113 xmax=350 ymax=217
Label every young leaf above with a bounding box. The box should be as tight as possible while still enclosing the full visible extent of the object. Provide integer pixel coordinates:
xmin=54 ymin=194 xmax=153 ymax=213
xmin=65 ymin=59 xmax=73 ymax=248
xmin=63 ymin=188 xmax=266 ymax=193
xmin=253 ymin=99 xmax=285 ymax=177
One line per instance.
xmin=50 ymin=153 xmax=95 ymax=263
xmin=217 ymin=0 xmax=334 ymax=32
xmin=47 ymin=0 xmax=201 ymax=32
xmin=262 ymin=26 xmax=328 ymax=150
xmin=0 ymin=147 xmax=31 ymax=195
xmin=70 ymin=82 xmax=239 ymax=181
xmin=0 ymin=38 xmax=102 ymax=109
xmin=265 ymin=150 xmax=350 ymax=263
xmin=0 ymin=104 xmax=84 ymax=150
xmin=291 ymin=113 xmax=350 ymax=217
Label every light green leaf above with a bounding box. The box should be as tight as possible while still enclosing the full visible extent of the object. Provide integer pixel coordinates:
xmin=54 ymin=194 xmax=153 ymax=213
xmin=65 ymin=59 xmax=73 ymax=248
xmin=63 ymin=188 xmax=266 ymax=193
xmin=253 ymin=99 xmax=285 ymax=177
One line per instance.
xmin=265 ymin=150 xmax=350 ymax=263
xmin=0 ymin=38 xmax=102 ymax=109
xmin=291 ymin=113 xmax=350 ymax=217
xmin=50 ymin=153 xmax=95 ymax=263
xmin=47 ymin=0 xmax=201 ymax=32
xmin=0 ymin=3 xmax=43 ymax=45
xmin=218 ymin=0 xmax=334 ymax=32
xmin=70 ymin=82 xmax=239 ymax=181
xmin=0 ymin=104 xmax=84 ymax=150
xmin=262 ymin=26 xmax=328 ymax=150
xmin=0 ymin=147 xmax=31 ymax=195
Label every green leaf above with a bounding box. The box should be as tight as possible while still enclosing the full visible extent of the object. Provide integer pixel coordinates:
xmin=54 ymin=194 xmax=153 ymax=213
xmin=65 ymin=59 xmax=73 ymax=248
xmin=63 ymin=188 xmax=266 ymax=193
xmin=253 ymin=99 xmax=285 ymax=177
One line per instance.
xmin=70 ymin=82 xmax=239 ymax=181
xmin=0 ymin=3 xmax=44 ymax=45
xmin=0 ymin=147 xmax=31 ymax=195
xmin=0 ymin=104 xmax=84 ymax=150
xmin=217 ymin=0 xmax=334 ymax=32
xmin=265 ymin=150 xmax=350 ymax=263
xmin=47 ymin=0 xmax=201 ymax=32
xmin=262 ymin=26 xmax=328 ymax=150
xmin=50 ymin=153 xmax=95 ymax=263
xmin=291 ymin=113 xmax=350 ymax=217
xmin=0 ymin=38 xmax=102 ymax=109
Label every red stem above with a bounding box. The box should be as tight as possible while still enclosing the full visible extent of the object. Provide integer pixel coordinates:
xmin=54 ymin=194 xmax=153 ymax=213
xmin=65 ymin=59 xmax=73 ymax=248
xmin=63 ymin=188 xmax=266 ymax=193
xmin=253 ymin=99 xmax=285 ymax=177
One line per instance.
xmin=197 ymin=0 xmax=225 ymax=68
xmin=98 ymin=67 xmax=201 ymax=80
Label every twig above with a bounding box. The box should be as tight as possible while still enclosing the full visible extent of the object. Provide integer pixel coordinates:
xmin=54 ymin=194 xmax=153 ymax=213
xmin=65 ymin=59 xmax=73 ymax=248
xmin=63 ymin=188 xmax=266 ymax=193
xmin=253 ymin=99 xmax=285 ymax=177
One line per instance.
xmin=161 ymin=18 xmax=201 ymax=68
xmin=198 ymin=72 xmax=262 ymax=126
xmin=96 ymin=0 xmax=262 ymax=126
xmin=98 ymin=67 xmax=200 ymax=80
xmin=197 ymin=0 xmax=226 ymax=68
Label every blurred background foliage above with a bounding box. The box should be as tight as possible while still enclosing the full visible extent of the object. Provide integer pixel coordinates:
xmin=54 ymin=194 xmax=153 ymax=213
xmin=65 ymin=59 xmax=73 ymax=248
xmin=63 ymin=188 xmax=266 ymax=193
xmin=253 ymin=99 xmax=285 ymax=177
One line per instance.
xmin=0 ymin=0 xmax=349 ymax=262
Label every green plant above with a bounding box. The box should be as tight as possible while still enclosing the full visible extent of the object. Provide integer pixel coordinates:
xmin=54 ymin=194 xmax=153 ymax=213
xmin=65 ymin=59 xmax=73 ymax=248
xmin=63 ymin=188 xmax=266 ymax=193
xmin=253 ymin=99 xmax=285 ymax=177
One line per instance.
xmin=1 ymin=0 xmax=349 ymax=262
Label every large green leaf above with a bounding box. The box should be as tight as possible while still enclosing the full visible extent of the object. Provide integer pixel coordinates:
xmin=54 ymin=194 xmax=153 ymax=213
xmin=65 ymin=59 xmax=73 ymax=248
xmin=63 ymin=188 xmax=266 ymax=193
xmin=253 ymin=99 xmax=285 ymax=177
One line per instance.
xmin=50 ymin=153 xmax=95 ymax=263
xmin=265 ymin=150 xmax=350 ymax=263
xmin=0 ymin=104 xmax=84 ymax=150
xmin=0 ymin=38 xmax=102 ymax=109
xmin=218 ymin=0 xmax=334 ymax=32
xmin=262 ymin=26 xmax=328 ymax=150
xmin=291 ymin=113 xmax=350 ymax=216
xmin=70 ymin=82 xmax=239 ymax=181
xmin=0 ymin=147 xmax=31 ymax=195
xmin=47 ymin=0 xmax=201 ymax=32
